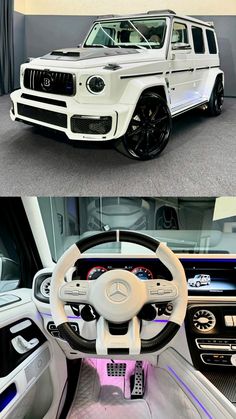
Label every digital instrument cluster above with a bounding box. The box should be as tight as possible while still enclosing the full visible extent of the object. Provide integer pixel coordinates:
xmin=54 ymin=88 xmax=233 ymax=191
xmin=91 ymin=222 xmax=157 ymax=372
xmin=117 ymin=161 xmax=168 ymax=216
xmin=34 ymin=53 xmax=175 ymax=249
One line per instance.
xmin=86 ymin=265 xmax=154 ymax=281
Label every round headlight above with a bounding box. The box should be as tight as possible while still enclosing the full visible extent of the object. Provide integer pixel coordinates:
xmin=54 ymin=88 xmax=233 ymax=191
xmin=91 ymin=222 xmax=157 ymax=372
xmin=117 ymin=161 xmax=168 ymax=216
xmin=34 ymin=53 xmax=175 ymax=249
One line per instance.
xmin=86 ymin=76 xmax=105 ymax=94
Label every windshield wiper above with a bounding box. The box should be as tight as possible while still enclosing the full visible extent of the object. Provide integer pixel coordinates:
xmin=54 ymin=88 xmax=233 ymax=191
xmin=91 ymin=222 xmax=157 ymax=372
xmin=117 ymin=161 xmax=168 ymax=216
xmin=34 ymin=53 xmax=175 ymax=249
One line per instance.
xmin=91 ymin=44 xmax=109 ymax=48
xmin=119 ymin=43 xmax=147 ymax=50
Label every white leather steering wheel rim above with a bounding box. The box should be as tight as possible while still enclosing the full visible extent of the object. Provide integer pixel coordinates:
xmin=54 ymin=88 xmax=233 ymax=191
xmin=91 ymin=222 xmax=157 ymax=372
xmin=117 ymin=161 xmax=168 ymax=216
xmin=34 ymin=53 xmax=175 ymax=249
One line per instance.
xmin=50 ymin=230 xmax=188 ymax=355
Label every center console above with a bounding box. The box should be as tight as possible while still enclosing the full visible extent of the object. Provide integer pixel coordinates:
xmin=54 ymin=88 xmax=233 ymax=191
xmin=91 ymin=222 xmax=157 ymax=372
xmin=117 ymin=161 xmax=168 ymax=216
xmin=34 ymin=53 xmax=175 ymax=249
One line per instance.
xmin=186 ymin=303 xmax=236 ymax=371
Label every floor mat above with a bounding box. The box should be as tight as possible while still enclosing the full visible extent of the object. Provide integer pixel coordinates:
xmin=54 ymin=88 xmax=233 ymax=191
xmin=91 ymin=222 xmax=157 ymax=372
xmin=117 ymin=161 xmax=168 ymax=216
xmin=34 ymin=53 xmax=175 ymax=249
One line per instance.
xmin=68 ymin=359 xmax=150 ymax=419
xmin=68 ymin=359 xmax=201 ymax=419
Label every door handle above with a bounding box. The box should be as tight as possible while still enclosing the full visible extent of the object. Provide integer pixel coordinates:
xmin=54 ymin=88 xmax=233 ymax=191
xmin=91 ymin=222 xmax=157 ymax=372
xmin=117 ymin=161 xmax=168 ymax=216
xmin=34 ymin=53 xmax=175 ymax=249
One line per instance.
xmin=11 ymin=335 xmax=39 ymax=354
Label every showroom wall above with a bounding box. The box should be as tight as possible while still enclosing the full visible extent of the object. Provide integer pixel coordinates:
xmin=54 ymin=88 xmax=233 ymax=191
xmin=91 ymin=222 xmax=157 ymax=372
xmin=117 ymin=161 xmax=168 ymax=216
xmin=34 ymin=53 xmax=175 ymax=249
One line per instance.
xmin=13 ymin=0 xmax=236 ymax=96
xmin=13 ymin=5 xmax=25 ymax=88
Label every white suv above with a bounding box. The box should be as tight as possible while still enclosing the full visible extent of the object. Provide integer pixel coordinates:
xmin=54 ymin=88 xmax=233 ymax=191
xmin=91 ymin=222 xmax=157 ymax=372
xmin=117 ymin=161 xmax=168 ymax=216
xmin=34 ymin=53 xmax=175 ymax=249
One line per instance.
xmin=10 ymin=9 xmax=224 ymax=160
xmin=188 ymin=274 xmax=211 ymax=287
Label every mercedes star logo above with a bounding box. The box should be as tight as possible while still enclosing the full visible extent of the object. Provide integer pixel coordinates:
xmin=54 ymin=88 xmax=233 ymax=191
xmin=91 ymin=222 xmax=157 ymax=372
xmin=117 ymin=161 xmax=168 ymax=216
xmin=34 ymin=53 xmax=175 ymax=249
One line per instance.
xmin=107 ymin=281 xmax=129 ymax=303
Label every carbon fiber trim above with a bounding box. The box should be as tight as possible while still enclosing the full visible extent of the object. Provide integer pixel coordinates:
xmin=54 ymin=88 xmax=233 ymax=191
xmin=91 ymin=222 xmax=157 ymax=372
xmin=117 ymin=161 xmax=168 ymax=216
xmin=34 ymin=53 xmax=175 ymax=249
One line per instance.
xmin=76 ymin=231 xmax=116 ymax=253
xmin=204 ymin=372 xmax=236 ymax=402
xmin=76 ymin=230 xmax=160 ymax=254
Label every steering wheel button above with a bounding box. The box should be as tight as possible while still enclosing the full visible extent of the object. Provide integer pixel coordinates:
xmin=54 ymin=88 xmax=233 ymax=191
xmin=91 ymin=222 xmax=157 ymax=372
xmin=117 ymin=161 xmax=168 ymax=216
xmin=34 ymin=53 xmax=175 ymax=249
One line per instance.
xmin=157 ymin=289 xmax=165 ymax=295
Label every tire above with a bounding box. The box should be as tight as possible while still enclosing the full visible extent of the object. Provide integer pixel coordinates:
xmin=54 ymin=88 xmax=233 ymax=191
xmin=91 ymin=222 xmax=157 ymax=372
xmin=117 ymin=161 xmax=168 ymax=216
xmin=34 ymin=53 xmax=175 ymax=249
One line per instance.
xmin=116 ymin=92 xmax=172 ymax=161
xmin=196 ymin=282 xmax=201 ymax=288
xmin=207 ymin=77 xmax=224 ymax=116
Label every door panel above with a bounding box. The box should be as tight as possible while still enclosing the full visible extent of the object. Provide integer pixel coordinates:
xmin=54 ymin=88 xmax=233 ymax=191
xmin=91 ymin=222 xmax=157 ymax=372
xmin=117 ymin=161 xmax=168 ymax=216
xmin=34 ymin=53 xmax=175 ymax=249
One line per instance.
xmin=0 ymin=318 xmax=46 ymax=378
xmin=168 ymin=20 xmax=196 ymax=110
xmin=0 ymin=289 xmax=67 ymax=419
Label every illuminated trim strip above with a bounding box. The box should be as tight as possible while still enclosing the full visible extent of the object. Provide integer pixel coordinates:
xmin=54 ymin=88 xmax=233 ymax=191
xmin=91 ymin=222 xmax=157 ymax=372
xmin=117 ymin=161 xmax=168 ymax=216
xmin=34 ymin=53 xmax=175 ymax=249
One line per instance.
xmin=167 ymin=366 xmax=213 ymax=419
xmin=41 ymin=312 xmax=169 ymax=323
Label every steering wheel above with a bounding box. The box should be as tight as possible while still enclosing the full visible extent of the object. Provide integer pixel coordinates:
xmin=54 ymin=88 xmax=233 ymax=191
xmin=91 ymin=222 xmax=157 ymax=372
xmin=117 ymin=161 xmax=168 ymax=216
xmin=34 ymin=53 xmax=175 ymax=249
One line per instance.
xmin=50 ymin=231 xmax=187 ymax=355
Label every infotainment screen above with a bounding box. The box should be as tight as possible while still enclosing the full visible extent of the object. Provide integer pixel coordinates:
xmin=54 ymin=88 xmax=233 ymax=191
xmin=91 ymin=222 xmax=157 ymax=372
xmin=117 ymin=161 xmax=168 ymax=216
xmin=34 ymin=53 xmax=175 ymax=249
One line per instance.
xmin=185 ymin=260 xmax=236 ymax=296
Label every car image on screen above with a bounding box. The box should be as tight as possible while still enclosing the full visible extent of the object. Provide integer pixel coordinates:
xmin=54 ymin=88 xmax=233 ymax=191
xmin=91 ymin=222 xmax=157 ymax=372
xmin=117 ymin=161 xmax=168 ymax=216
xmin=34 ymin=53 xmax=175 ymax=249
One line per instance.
xmin=188 ymin=274 xmax=211 ymax=287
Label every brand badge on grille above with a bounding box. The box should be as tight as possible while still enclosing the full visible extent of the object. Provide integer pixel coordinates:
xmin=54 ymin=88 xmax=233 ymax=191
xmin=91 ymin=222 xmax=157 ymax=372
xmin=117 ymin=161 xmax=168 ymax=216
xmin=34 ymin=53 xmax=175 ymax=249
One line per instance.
xmin=43 ymin=77 xmax=51 ymax=88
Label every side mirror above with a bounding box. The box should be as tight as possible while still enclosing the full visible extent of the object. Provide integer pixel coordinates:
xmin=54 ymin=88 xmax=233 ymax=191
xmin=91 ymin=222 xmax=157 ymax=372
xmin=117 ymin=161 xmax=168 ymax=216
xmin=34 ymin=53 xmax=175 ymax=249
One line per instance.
xmin=172 ymin=43 xmax=192 ymax=51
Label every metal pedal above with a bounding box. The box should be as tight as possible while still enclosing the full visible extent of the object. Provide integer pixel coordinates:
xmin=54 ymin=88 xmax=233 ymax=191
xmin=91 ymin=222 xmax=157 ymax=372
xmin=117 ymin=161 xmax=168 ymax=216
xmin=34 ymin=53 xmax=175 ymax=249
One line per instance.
xmin=107 ymin=362 xmax=126 ymax=377
xmin=131 ymin=361 xmax=144 ymax=399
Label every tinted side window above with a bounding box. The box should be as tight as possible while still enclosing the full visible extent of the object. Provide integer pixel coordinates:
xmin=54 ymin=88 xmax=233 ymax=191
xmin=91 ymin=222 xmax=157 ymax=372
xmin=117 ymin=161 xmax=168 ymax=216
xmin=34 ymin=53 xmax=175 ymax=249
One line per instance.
xmin=0 ymin=218 xmax=21 ymax=293
xmin=192 ymin=26 xmax=205 ymax=53
xmin=171 ymin=22 xmax=188 ymax=45
xmin=206 ymin=29 xmax=217 ymax=54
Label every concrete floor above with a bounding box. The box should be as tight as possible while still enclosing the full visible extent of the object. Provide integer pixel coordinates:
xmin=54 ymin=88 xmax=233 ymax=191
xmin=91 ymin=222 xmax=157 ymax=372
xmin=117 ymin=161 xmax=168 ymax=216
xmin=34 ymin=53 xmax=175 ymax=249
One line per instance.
xmin=0 ymin=95 xmax=235 ymax=196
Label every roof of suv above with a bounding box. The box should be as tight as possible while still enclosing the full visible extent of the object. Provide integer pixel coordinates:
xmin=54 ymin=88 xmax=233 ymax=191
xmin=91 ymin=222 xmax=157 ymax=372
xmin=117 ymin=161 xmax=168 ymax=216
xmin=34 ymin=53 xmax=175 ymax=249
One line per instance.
xmin=95 ymin=9 xmax=214 ymax=28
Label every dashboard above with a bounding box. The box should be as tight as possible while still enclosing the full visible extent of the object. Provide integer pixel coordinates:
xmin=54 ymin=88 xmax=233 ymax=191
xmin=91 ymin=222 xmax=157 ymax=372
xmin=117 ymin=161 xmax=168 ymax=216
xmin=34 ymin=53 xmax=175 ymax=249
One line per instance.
xmin=73 ymin=258 xmax=236 ymax=297
xmin=34 ymin=258 xmax=236 ymax=305
xmin=32 ymin=255 xmax=236 ymax=404
xmin=31 ymin=253 xmax=236 ymax=419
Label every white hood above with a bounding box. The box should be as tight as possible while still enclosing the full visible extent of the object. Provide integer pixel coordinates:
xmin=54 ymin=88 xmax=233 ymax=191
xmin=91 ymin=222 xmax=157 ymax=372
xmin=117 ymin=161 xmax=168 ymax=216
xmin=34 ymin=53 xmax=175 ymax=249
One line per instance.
xmin=28 ymin=47 xmax=166 ymax=71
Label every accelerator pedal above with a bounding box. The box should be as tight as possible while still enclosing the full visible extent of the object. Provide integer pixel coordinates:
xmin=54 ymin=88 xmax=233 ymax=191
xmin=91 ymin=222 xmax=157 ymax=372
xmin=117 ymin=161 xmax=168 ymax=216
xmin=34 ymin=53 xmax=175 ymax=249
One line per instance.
xmin=130 ymin=361 xmax=144 ymax=399
xmin=107 ymin=362 xmax=127 ymax=377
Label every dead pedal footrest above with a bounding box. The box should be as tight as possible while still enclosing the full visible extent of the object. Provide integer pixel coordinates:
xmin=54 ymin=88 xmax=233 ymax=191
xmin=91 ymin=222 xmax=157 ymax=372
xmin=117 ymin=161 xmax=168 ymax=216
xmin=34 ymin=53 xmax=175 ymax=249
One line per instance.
xmin=131 ymin=361 xmax=144 ymax=399
xmin=107 ymin=362 xmax=127 ymax=377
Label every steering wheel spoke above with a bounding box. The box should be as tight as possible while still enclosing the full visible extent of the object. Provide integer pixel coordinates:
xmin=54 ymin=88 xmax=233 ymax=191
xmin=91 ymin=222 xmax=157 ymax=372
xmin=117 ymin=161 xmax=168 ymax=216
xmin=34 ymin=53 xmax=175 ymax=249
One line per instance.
xmin=59 ymin=280 xmax=94 ymax=304
xmin=96 ymin=316 xmax=141 ymax=356
xmin=144 ymin=279 xmax=178 ymax=304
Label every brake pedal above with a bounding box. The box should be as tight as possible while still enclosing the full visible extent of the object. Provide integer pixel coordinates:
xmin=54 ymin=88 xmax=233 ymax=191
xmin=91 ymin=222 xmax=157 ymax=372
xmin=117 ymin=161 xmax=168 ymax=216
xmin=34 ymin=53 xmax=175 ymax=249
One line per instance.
xmin=107 ymin=362 xmax=126 ymax=377
xmin=130 ymin=361 xmax=144 ymax=399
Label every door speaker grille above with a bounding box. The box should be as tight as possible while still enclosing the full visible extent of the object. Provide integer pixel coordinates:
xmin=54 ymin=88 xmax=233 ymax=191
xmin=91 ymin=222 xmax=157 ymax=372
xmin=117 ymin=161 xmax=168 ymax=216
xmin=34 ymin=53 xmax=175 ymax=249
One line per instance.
xmin=25 ymin=347 xmax=50 ymax=383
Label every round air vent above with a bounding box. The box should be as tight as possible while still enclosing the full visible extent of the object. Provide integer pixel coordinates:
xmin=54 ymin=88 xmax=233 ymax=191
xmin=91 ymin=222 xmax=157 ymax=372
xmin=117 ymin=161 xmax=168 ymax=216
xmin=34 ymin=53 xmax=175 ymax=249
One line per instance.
xmin=192 ymin=309 xmax=216 ymax=332
xmin=40 ymin=277 xmax=51 ymax=299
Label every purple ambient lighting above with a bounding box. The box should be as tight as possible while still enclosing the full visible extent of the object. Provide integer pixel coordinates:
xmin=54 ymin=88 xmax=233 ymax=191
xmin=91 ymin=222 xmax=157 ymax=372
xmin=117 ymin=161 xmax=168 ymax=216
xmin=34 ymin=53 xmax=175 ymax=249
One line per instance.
xmin=41 ymin=312 xmax=81 ymax=320
xmin=0 ymin=383 xmax=17 ymax=413
xmin=167 ymin=366 xmax=213 ymax=419
xmin=41 ymin=312 xmax=169 ymax=323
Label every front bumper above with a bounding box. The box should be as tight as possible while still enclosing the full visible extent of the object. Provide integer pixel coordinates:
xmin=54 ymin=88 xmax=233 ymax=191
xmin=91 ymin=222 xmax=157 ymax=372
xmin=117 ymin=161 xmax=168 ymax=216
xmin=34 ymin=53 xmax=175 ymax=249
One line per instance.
xmin=10 ymin=89 xmax=133 ymax=141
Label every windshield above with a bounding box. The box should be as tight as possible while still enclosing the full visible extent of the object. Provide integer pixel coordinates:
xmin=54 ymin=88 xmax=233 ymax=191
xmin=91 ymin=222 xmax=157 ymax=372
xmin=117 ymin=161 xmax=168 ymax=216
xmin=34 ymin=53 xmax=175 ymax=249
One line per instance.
xmin=84 ymin=18 xmax=167 ymax=49
xmin=38 ymin=197 xmax=236 ymax=261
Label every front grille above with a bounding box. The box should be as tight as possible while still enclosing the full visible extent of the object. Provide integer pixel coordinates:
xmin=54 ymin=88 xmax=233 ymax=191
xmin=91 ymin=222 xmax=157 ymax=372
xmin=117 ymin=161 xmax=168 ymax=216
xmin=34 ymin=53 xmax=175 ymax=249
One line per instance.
xmin=71 ymin=116 xmax=112 ymax=135
xmin=17 ymin=103 xmax=67 ymax=128
xmin=24 ymin=69 xmax=75 ymax=96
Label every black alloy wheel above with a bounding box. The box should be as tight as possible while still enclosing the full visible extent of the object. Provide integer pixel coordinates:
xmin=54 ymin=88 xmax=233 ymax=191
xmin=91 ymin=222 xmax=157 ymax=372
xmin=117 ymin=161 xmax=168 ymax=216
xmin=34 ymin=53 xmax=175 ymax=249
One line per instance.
xmin=116 ymin=92 xmax=172 ymax=160
xmin=208 ymin=77 xmax=224 ymax=116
